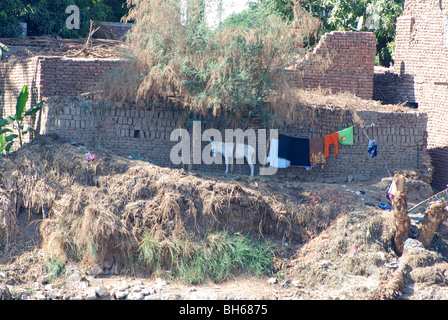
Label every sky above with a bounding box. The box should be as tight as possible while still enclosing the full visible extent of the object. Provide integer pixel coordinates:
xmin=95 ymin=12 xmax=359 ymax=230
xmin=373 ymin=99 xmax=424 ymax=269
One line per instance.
xmin=205 ymin=0 xmax=253 ymax=28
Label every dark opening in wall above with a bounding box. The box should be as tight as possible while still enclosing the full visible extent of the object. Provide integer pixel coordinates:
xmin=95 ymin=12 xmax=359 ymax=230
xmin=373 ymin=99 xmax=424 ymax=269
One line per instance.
xmin=406 ymin=102 xmax=419 ymax=109
xmin=134 ymin=130 xmax=140 ymax=138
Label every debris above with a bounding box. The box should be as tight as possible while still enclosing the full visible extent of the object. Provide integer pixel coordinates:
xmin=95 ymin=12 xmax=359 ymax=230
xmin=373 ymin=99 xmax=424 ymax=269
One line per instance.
xmin=378 ymin=203 xmax=391 ymax=211
xmin=84 ymin=152 xmax=96 ymax=161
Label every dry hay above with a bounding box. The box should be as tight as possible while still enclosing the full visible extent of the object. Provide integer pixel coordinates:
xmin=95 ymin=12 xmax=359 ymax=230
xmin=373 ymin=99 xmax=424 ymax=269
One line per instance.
xmin=0 ymin=187 xmax=19 ymax=246
xmin=0 ymin=134 xmax=352 ymax=269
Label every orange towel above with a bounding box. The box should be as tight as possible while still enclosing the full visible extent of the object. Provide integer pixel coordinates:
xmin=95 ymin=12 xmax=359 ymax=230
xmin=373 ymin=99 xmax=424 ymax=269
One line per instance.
xmin=324 ymin=132 xmax=339 ymax=157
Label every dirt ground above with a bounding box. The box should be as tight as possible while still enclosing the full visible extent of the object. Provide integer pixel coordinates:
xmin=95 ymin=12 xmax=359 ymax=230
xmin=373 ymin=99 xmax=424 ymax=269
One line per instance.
xmin=1 ymin=134 xmax=447 ymax=300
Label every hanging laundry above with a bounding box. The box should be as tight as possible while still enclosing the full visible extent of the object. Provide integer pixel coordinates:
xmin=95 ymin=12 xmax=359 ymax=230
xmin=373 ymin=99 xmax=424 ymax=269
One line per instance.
xmin=290 ymin=137 xmax=310 ymax=167
xmin=338 ymin=126 xmax=354 ymax=146
xmin=277 ymin=134 xmax=293 ymax=161
xmin=309 ymin=137 xmax=326 ymax=166
xmin=267 ymin=138 xmax=290 ymax=169
xmin=276 ymin=134 xmax=310 ymax=167
xmin=368 ymin=140 xmax=378 ymax=158
xmin=324 ymin=132 xmax=339 ymax=157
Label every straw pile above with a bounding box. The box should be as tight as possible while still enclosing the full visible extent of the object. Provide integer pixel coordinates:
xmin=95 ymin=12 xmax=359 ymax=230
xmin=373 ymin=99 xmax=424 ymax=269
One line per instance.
xmin=0 ymin=134 xmax=353 ymax=267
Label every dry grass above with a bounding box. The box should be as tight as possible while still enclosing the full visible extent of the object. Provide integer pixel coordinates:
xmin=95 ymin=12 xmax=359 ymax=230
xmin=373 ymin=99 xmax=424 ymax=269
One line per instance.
xmin=0 ymin=134 xmax=352 ymax=270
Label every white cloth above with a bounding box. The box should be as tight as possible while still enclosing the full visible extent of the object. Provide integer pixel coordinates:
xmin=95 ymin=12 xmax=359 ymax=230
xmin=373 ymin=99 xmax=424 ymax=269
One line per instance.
xmin=267 ymin=138 xmax=290 ymax=169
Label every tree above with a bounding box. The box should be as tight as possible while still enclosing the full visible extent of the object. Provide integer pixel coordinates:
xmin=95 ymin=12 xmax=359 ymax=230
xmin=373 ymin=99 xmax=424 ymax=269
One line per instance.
xmin=0 ymin=0 xmax=25 ymax=37
xmin=0 ymin=0 xmax=128 ymax=39
xmin=102 ymin=0 xmax=320 ymax=125
xmin=261 ymin=0 xmax=404 ymax=67
xmin=22 ymin=0 xmax=112 ymax=38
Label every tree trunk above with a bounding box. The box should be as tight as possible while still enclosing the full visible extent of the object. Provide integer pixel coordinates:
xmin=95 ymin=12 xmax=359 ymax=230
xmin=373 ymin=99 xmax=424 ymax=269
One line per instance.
xmin=418 ymin=199 xmax=448 ymax=249
xmin=390 ymin=174 xmax=410 ymax=256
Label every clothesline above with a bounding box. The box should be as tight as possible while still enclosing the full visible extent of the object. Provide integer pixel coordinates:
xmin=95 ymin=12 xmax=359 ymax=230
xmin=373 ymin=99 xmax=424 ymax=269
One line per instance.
xmin=267 ymin=122 xmax=378 ymax=169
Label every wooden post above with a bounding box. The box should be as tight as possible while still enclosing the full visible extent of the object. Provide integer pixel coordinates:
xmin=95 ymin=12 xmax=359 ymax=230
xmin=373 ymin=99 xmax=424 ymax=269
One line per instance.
xmin=390 ymin=174 xmax=410 ymax=256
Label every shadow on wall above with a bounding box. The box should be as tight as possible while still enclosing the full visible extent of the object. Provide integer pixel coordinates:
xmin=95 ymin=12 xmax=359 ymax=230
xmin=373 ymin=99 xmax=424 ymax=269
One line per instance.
xmin=0 ymin=58 xmax=41 ymax=131
xmin=429 ymin=146 xmax=448 ymax=192
xmin=373 ymin=61 xmax=416 ymax=106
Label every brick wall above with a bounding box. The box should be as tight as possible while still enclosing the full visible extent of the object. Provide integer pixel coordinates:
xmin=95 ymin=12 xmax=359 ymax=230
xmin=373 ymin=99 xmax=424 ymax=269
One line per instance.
xmin=38 ymin=57 xmax=120 ymax=97
xmin=0 ymin=57 xmax=41 ymax=118
xmin=289 ymin=31 xmax=377 ymax=100
xmin=0 ymin=56 xmax=120 ymax=144
xmin=393 ymin=0 xmax=448 ymax=190
xmin=40 ymin=95 xmax=432 ymax=184
xmin=0 ymin=31 xmax=376 ymax=120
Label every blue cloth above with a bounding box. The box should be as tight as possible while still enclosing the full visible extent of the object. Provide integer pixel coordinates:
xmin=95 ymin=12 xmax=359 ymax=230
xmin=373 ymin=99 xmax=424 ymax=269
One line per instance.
xmin=378 ymin=203 xmax=391 ymax=211
xmin=368 ymin=140 xmax=378 ymax=158
xmin=277 ymin=134 xmax=310 ymax=167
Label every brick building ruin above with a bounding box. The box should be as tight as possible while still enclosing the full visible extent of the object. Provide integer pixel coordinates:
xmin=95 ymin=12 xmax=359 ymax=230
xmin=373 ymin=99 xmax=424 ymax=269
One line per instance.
xmin=390 ymin=0 xmax=448 ymax=190
xmin=0 ymin=20 xmax=445 ymax=188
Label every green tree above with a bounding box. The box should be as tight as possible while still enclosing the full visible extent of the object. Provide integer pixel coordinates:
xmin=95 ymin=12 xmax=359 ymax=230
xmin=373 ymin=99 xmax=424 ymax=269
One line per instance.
xmin=0 ymin=0 xmax=26 ymax=37
xmin=22 ymin=0 xmax=112 ymax=38
xmin=261 ymin=0 xmax=404 ymax=67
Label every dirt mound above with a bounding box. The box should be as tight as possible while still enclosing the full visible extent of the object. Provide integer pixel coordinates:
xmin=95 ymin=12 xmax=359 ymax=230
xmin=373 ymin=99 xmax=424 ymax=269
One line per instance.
xmin=0 ymin=134 xmax=353 ymax=270
xmin=2 ymin=134 xmax=447 ymax=300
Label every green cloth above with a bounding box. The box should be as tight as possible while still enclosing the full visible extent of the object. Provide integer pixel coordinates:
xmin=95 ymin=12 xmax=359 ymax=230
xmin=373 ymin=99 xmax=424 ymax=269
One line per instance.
xmin=338 ymin=126 xmax=354 ymax=146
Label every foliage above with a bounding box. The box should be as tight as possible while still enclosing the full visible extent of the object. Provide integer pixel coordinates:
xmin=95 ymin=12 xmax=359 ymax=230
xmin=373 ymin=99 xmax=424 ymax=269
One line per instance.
xmin=0 ymin=0 xmax=25 ymax=37
xmin=0 ymin=0 xmax=128 ymax=38
xmin=261 ymin=0 xmax=404 ymax=67
xmin=46 ymin=257 xmax=65 ymax=281
xmin=22 ymin=0 xmax=111 ymax=38
xmin=103 ymin=0 xmax=319 ymax=125
xmin=138 ymin=231 xmax=273 ymax=285
xmin=0 ymin=85 xmax=44 ymax=154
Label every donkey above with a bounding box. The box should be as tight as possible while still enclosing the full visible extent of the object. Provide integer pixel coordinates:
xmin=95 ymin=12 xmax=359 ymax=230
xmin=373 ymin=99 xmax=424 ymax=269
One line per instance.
xmin=208 ymin=138 xmax=256 ymax=176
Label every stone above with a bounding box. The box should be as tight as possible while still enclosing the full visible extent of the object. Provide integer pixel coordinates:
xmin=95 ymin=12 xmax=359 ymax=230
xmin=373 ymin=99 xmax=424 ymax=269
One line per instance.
xmin=85 ymin=288 xmax=97 ymax=300
xmin=114 ymin=290 xmax=129 ymax=300
xmin=127 ymin=291 xmax=144 ymax=300
xmin=47 ymin=289 xmax=61 ymax=300
xmin=95 ymin=285 xmax=109 ymax=298
xmin=89 ymin=264 xmax=103 ymax=277
xmin=142 ymin=287 xmax=156 ymax=296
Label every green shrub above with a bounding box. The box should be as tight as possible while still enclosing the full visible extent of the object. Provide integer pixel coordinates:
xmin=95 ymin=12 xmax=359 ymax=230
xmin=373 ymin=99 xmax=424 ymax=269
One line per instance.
xmin=138 ymin=231 xmax=273 ymax=285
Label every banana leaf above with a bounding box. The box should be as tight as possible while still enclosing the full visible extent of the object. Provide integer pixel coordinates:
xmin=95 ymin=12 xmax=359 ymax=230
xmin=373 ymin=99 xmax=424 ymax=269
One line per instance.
xmin=0 ymin=115 xmax=16 ymax=127
xmin=25 ymin=100 xmax=45 ymax=116
xmin=15 ymin=85 xmax=29 ymax=121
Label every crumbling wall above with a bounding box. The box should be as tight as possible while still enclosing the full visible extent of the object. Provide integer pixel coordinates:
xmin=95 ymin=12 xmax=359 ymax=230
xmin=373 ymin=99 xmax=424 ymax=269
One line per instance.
xmin=289 ymin=31 xmax=377 ymax=100
xmin=393 ymin=0 xmax=448 ymax=190
xmin=40 ymin=95 xmax=431 ymax=184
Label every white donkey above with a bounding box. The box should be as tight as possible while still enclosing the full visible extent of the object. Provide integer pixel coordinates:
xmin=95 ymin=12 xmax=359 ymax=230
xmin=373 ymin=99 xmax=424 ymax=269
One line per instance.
xmin=209 ymin=138 xmax=256 ymax=176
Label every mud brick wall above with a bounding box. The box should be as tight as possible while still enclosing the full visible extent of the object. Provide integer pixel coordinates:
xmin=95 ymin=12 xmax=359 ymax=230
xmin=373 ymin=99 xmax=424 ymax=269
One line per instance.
xmin=0 ymin=57 xmax=41 ymax=118
xmin=288 ymin=31 xmax=377 ymax=100
xmin=0 ymin=56 xmax=120 ymax=114
xmin=393 ymin=0 xmax=448 ymax=190
xmin=0 ymin=56 xmax=120 ymax=144
xmin=41 ymin=96 xmax=431 ymax=184
xmin=373 ymin=67 xmax=400 ymax=105
xmin=38 ymin=57 xmax=120 ymax=97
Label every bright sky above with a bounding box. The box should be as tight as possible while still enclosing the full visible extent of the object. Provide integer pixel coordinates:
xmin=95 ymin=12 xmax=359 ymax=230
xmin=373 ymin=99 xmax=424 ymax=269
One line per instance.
xmin=206 ymin=0 xmax=253 ymax=28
